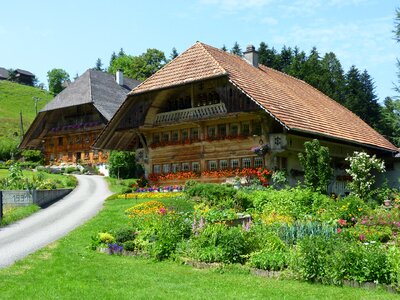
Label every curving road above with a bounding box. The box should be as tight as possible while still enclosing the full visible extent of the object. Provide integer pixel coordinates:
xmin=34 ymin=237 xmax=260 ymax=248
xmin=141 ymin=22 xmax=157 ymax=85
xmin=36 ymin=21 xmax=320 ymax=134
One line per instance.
xmin=0 ymin=175 xmax=112 ymax=268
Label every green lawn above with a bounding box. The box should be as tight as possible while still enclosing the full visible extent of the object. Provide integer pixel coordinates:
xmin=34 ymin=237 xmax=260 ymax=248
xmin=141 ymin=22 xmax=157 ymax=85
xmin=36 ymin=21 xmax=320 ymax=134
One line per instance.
xmin=0 ymin=81 xmax=52 ymax=142
xmin=0 ymin=204 xmax=40 ymax=227
xmin=0 ymin=193 xmax=397 ymax=299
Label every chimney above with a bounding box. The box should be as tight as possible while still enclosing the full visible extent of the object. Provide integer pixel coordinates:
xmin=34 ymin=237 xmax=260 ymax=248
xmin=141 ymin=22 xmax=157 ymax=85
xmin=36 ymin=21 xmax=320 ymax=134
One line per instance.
xmin=116 ymin=69 xmax=124 ymax=86
xmin=243 ymin=44 xmax=258 ymax=68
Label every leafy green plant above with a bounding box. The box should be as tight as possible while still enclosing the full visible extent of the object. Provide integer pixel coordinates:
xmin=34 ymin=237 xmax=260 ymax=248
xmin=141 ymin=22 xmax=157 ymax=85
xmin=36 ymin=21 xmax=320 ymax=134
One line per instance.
xmin=248 ymin=249 xmax=290 ymax=271
xmin=185 ymin=183 xmax=238 ymax=209
xmin=298 ymin=139 xmax=333 ymax=194
xmin=188 ymin=223 xmax=246 ymax=263
xmin=277 ymin=222 xmax=338 ymax=246
xmin=345 ymin=151 xmax=385 ymax=201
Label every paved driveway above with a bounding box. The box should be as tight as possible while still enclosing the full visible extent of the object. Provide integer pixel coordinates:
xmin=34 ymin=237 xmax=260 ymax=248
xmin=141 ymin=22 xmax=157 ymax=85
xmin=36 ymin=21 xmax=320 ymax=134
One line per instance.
xmin=0 ymin=175 xmax=112 ymax=268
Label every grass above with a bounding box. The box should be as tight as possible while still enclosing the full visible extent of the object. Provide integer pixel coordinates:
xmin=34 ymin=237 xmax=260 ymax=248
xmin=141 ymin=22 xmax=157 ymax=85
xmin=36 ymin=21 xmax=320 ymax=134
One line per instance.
xmin=105 ymin=177 xmax=136 ymax=194
xmin=0 ymin=204 xmax=40 ymax=227
xmin=0 ymin=81 xmax=52 ymax=142
xmin=0 ymin=192 xmax=397 ymax=299
xmin=0 ymin=169 xmax=78 ymax=188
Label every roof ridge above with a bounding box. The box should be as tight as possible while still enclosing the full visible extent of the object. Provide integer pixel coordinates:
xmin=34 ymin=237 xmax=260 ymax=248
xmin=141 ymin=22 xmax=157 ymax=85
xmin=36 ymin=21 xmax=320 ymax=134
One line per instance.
xmin=87 ymin=69 xmax=93 ymax=103
xmin=197 ymin=42 xmax=229 ymax=74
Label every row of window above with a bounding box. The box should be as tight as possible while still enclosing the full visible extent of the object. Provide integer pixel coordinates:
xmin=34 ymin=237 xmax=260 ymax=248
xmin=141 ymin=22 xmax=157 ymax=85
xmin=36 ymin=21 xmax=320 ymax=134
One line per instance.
xmin=152 ymin=121 xmax=262 ymax=144
xmin=153 ymin=157 xmax=264 ymax=174
xmin=49 ymin=134 xmax=96 ymax=147
xmin=49 ymin=150 xmax=100 ymax=161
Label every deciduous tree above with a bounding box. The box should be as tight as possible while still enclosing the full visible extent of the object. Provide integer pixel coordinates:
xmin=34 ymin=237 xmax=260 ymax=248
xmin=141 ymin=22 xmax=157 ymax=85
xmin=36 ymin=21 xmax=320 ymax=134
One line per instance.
xmin=47 ymin=68 xmax=70 ymax=95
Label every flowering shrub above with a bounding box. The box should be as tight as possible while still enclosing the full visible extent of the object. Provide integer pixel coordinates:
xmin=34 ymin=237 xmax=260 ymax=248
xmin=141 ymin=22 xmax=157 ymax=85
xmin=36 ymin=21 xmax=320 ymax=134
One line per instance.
xmin=260 ymin=211 xmax=294 ymax=226
xmin=148 ymin=171 xmax=199 ymax=182
xmin=345 ymin=152 xmax=385 ymax=201
xmin=125 ymin=201 xmax=166 ymax=218
xmin=118 ymin=192 xmax=183 ymax=200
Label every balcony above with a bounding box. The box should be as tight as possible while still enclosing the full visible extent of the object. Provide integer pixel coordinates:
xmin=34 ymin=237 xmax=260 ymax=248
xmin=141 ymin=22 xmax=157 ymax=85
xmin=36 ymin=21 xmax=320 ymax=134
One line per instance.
xmin=154 ymin=103 xmax=227 ymax=125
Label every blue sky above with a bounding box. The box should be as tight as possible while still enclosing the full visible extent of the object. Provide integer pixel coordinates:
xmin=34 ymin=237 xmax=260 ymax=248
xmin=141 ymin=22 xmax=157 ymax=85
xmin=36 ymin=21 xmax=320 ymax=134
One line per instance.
xmin=1 ymin=0 xmax=398 ymax=101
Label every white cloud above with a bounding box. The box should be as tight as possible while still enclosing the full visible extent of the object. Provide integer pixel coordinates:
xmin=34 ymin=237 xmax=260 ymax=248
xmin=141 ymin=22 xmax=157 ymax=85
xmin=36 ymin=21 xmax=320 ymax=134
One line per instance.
xmin=260 ymin=17 xmax=278 ymax=25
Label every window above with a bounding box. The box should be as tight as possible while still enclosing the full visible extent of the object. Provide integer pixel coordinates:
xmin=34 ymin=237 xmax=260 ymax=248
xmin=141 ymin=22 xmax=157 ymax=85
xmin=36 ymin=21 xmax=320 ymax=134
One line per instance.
xmin=162 ymin=132 xmax=169 ymax=142
xmin=231 ymin=159 xmax=239 ymax=169
xmin=172 ymin=163 xmax=180 ymax=173
xmin=182 ymin=162 xmax=190 ymax=171
xmin=171 ymin=131 xmax=179 ymax=142
xmin=207 ymin=126 xmax=216 ymax=138
xmin=49 ymin=138 xmax=54 ymax=147
xmin=192 ymin=162 xmax=200 ymax=172
xmin=76 ymin=136 xmax=82 ymax=144
xmin=93 ymin=150 xmax=99 ymax=159
xmin=85 ymin=135 xmax=90 ymax=144
xmin=58 ymin=153 xmax=63 ymax=160
xmin=252 ymin=122 xmax=262 ymax=136
xmin=254 ymin=157 xmax=263 ymax=168
xmin=84 ymin=151 xmax=90 ymax=159
xmin=153 ymin=165 xmax=161 ymax=174
xmin=153 ymin=133 xmax=160 ymax=144
xmin=276 ymin=157 xmax=288 ymax=170
xmin=50 ymin=153 xmax=55 ymax=160
xmin=191 ymin=128 xmax=199 ymax=140
xmin=219 ymin=160 xmax=228 ymax=169
xmin=67 ymin=136 xmax=73 ymax=145
xmin=230 ymin=124 xmax=239 ymax=137
xmin=162 ymin=164 xmax=170 ymax=173
xmin=181 ymin=129 xmax=189 ymax=141
xmin=58 ymin=137 xmax=63 ymax=146
xmin=208 ymin=160 xmax=217 ymax=170
xmin=218 ymin=124 xmax=227 ymax=137
xmin=242 ymin=157 xmax=251 ymax=168
xmin=241 ymin=123 xmax=250 ymax=136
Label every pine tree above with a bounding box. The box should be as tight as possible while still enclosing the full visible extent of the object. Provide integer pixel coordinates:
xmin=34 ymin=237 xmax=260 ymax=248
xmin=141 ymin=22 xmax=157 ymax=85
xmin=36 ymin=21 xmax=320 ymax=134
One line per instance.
xmin=302 ymin=47 xmax=324 ymax=90
xmin=286 ymin=47 xmax=307 ymax=80
xmin=221 ymin=44 xmax=227 ymax=52
xmin=275 ymin=46 xmax=293 ymax=72
xmin=94 ymin=58 xmax=103 ymax=71
xmin=118 ymin=48 xmax=125 ymax=57
xmin=109 ymin=51 xmax=117 ymax=68
xmin=319 ymin=52 xmax=346 ymax=104
xmin=257 ymin=42 xmax=277 ymax=67
xmin=231 ymin=42 xmax=242 ymax=56
xmin=169 ymin=47 xmax=179 ymax=60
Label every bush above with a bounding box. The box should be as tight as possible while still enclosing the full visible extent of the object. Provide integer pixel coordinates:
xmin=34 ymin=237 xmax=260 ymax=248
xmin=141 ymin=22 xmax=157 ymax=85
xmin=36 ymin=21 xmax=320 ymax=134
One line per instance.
xmin=115 ymin=227 xmax=137 ymax=244
xmin=108 ymin=151 xmax=143 ymax=179
xmin=248 ymin=249 xmax=290 ymax=271
xmin=251 ymin=187 xmax=332 ymax=220
xmin=21 ymin=150 xmax=43 ymax=163
xmin=188 ymin=223 xmax=246 ymax=264
xmin=185 ymin=183 xmax=238 ymax=209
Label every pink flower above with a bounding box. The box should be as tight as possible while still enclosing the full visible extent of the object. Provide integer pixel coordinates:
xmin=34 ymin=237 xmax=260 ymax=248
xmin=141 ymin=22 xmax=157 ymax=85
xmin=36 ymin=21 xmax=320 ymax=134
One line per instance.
xmin=338 ymin=219 xmax=347 ymax=227
xmin=337 ymin=228 xmax=342 ymax=234
xmin=159 ymin=207 xmax=167 ymax=215
xmin=359 ymin=234 xmax=366 ymax=241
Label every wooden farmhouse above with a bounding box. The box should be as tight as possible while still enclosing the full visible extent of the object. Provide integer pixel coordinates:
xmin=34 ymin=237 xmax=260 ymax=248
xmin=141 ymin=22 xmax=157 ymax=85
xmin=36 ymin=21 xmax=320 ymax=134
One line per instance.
xmin=20 ymin=69 xmax=140 ymax=165
xmin=94 ymin=42 xmax=398 ymax=192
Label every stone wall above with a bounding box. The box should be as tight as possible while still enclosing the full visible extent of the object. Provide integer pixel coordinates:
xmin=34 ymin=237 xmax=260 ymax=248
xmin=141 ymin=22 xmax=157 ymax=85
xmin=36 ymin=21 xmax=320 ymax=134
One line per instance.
xmin=1 ymin=189 xmax=72 ymax=207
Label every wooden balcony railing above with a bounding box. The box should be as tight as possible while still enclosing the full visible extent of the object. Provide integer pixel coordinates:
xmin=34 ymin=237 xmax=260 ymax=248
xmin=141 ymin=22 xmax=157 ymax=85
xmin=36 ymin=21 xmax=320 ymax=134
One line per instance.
xmin=154 ymin=103 xmax=227 ymax=125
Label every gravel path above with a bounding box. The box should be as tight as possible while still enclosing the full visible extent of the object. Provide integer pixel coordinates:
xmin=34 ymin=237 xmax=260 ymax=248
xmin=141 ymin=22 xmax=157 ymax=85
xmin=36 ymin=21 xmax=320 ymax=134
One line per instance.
xmin=0 ymin=175 xmax=112 ymax=268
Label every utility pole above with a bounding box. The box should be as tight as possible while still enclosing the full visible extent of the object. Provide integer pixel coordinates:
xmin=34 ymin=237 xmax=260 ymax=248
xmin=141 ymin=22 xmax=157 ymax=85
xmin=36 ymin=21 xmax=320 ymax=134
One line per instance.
xmin=20 ymin=110 xmax=24 ymax=141
xmin=32 ymin=96 xmax=41 ymax=116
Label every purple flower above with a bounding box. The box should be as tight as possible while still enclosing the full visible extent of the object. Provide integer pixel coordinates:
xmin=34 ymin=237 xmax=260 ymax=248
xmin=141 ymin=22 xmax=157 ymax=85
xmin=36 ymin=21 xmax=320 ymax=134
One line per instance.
xmin=108 ymin=243 xmax=123 ymax=255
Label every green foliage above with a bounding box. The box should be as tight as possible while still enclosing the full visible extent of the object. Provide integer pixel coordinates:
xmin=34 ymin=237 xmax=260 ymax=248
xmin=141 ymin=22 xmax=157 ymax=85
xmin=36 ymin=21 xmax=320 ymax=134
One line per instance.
xmin=21 ymin=150 xmax=43 ymax=163
xmin=388 ymin=246 xmax=400 ymax=290
xmin=114 ymin=227 xmax=137 ymax=244
xmin=188 ymin=223 xmax=246 ymax=263
xmin=251 ymin=187 xmax=332 ymax=220
xmin=345 ymin=151 xmax=385 ymax=201
xmin=108 ymin=48 xmax=166 ymax=81
xmin=47 ymin=68 xmax=70 ymax=95
xmin=298 ymin=139 xmax=333 ymax=193
xmin=248 ymin=249 xmax=290 ymax=271
xmin=0 ymin=204 xmax=40 ymax=227
xmin=230 ymin=42 xmax=242 ymax=56
xmin=98 ymin=232 xmax=115 ymax=244
xmin=185 ymin=183 xmax=238 ymax=209
xmin=277 ymin=222 xmax=338 ymax=246
xmin=378 ymin=97 xmax=400 ymax=147
xmin=271 ymin=170 xmax=288 ymax=189
xmin=108 ymin=151 xmax=142 ymax=179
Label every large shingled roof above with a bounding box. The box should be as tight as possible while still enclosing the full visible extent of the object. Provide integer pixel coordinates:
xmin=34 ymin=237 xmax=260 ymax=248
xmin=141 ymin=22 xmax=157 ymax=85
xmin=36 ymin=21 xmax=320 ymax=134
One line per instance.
xmin=42 ymin=69 xmax=140 ymax=120
xmin=130 ymin=42 xmax=397 ymax=152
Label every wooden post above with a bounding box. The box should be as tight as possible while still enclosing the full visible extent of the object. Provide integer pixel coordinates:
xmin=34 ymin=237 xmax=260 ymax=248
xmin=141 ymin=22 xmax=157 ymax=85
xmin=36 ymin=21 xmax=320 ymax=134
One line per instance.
xmin=19 ymin=111 xmax=24 ymax=142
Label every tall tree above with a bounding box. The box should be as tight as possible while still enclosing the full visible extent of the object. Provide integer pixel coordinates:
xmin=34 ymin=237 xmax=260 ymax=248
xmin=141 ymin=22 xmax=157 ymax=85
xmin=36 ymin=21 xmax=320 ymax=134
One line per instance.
xmin=109 ymin=51 xmax=117 ymax=67
xmin=118 ymin=48 xmax=126 ymax=57
xmin=47 ymin=68 xmax=70 ymax=95
xmin=258 ymin=42 xmax=277 ymax=68
xmin=221 ymin=44 xmax=227 ymax=52
xmin=302 ymin=47 xmax=324 ymax=90
xmin=231 ymin=42 xmax=242 ymax=56
xmin=286 ymin=46 xmax=307 ymax=80
xmin=319 ymin=52 xmax=346 ymax=104
xmin=169 ymin=47 xmax=179 ymax=60
xmin=94 ymin=58 xmax=103 ymax=71
xmin=275 ymin=45 xmax=293 ymax=72
xmin=379 ymin=97 xmax=400 ymax=146
xmin=108 ymin=48 xmax=167 ymax=81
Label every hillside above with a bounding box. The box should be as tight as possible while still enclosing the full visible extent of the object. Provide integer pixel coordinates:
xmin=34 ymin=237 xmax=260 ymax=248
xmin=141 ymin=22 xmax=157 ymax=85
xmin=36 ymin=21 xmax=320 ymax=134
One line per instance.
xmin=0 ymin=81 xmax=52 ymax=157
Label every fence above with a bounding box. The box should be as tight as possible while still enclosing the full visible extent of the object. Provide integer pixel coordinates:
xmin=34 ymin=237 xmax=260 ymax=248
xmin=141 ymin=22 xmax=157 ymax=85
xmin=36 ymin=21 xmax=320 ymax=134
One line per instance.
xmin=1 ymin=189 xmax=72 ymax=208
